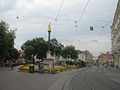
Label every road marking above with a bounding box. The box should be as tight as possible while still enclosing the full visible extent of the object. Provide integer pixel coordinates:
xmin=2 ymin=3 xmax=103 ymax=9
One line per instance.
xmin=84 ymin=69 xmax=95 ymax=90
xmin=86 ymin=80 xmax=95 ymax=90
xmin=70 ymin=67 xmax=97 ymax=90
xmin=104 ymin=68 xmax=120 ymax=85
xmin=110 ymin=78 xmax=120 ymax=84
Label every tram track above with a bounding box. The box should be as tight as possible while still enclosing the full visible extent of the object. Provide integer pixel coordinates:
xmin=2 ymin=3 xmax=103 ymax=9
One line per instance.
xmin=93 ymin=67 xmax=120 ymax=90
xmin=70 ymin=66 xmax=120 ymax=90
xmin=62 ymin=66 xmax=120 ymax=90
xmin=70 ymin=67 xmax=96 ymax=90
xmin=84 ymin=71 xmax=95 ymax=90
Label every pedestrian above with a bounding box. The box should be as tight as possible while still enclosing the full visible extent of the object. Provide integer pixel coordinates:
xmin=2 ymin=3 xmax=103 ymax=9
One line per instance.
xmin=116 ymin=65 xmax=118 ymax=69
xmin=10 ymin=61 xmax=14 ymax=70
xmin=38 ymin=63 xmax=44 ymax=73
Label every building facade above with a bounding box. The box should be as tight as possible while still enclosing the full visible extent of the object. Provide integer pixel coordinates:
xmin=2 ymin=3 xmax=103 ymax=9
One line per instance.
xmin=84 ymin=50 xmax=93 ymax=65
xmin=111 ymin=0 xmax=120 ymax=67
xmin=78 ymin=50 xmax=86 ymax=62
xmin=98 ymin=52 xmax=113 ymax=65
xmin=17 ymin=50 xmax=25 ymax=63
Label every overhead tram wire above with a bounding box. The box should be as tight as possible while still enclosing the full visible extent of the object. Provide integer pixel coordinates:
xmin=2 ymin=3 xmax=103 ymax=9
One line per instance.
xmin=52 ymin=0 xmax=64 ymax=36
xmin=53 ymin=0 xmax=89 ymax=50
xmin=76 ymin=0 xmax=90 ymax=27
xmin=90 ymin=21 xmax=112 ymax=56
xmin=74 ymin=0 xmax=90 ymax=32
xmin=96 ymin=20 xmax=113 ymax=41
xmin=74 ymin=0 xmax=90 ymax=50
xmin=55 ymin=0 xmax=65 ymax=21
xmin=74 ymin=22 xmax=88 ymax=50
xmin=48 ymin=0 xmax=65 ymax=43
xmin=75 ymin=0 xmax=90 ymax=48
xmin=101 ymin=20 xmax=113 ymax=28
xmin=73 ymin=0 xmax=111 ymax=55
xmin=92 ymin=21 xmax=112 ymax=55
xmin=75 ymin=26 xmax=88 ymax=50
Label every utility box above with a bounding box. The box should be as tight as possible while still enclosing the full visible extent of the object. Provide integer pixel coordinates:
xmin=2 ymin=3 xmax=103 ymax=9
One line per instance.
xmin=29 ymin=64 xmax=34 ymax=73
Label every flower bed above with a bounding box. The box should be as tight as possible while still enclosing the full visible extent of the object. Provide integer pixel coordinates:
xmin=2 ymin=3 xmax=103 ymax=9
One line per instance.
xmin=19 ymin=65 xmax=77 ymax=72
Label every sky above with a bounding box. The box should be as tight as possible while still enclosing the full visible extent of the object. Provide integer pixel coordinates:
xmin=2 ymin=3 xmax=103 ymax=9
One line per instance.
xmin=0 ymin=0 xmax=118 ymax=56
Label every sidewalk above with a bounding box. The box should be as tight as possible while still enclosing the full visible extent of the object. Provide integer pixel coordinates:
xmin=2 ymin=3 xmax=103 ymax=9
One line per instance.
xmin=0 ymin=65 xmax=23 ymax=71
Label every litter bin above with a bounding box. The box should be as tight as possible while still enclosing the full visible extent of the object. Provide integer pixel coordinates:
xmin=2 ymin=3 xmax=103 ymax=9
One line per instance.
xmin=29 ymin=64 xmax=34 ymax=73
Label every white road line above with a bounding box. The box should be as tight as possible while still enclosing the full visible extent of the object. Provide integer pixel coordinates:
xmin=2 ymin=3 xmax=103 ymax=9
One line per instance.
xmin=110 ymin=78 xmax=120 ymax=84
xmin=86 ymin=80 xmax=95 ymax=90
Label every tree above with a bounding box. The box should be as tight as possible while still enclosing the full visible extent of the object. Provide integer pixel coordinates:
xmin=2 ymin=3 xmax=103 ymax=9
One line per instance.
xmin=50 ymin=38 xmax=63 ymax=58
xmin=62 ymin=45 xmax=78 ymax=59
xmin=0 ymin=21 xmax=18 ymax=62
xmin=21 ymin=37 xmax=48 ymax=61
xmin=11 ymin=48 xmax=19 ymax=60
xmin=24 ymin=46 xmax=34 ymax=60
xmin=33 ymin=38 xmax=48 ymax=60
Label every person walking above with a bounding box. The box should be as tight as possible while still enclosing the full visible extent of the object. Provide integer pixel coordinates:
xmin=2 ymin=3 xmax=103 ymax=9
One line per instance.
xmin=10 ymin=61 xmax=14 ymax=70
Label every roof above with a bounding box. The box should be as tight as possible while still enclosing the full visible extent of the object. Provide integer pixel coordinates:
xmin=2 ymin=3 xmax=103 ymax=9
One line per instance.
xmin=98 ymin=53 xmax=113 ymax=58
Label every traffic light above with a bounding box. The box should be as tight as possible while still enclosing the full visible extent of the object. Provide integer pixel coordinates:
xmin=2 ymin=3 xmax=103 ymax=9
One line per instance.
xmin=90 ymin=26 xmax=93 ymax=31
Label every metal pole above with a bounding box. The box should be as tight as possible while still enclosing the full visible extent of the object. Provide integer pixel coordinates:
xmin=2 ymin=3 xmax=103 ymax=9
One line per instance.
xmin=48 ymin=31 xmax=51 ymax=42
xmin=48 ymin=31 xmax=51 ymax=51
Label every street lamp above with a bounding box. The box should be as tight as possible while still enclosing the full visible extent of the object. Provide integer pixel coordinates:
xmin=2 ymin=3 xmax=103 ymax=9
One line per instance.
xmin=47 ymin=22 xmax=52 ymax=57
xmin=47 ymin=23 xmax=55 ymax=73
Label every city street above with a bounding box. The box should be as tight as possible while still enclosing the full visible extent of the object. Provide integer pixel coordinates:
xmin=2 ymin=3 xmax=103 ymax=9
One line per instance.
xmin=71 ymin=66 xmax=120 ymax=90
xmin=1 ymin=66 xmax=120 ymax=90
xmin=0 ymin=67 xmax=78 ymax=90
xmin=0 ymin=69 xmax=59 ymax=90
xmin=0 ymin=0 xmax=120 ymax=90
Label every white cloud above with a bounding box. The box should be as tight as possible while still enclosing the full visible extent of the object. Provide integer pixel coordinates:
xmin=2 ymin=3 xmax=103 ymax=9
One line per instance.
xmin=14 ymin=41 xmax=24 ymax=50
xmin=60 ymin=35 xmax=111 ymax=56
xmin=0 ymin=0 xmax=118 ymax=56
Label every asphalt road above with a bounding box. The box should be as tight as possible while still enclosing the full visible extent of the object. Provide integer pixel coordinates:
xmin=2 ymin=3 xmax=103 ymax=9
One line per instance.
xmin=0 ymin=67 xmax=78 ymax=90
xmin=71 ymin=66 xmax=120 ymax=90
xmin=1 ymin=66 xmax=120 ymax=90
xmin=0 ymin=69 xmax=61 ymax=90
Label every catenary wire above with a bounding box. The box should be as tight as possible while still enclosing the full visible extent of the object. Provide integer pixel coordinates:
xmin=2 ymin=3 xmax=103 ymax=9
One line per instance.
xmin=76 ymin=0 xmax=90 ymax=27
xmin=55 ymin=0 xmax=65 ymax=21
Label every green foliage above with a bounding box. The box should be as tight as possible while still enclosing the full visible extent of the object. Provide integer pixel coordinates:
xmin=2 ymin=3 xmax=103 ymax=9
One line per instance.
xmin=9 ymin=48 xmax=19 ymax=60
xmin=50 ymin=38 xmax=63 ymax=58
xmin=24 ymin=46 xmax=34 ymax=60
xmin=22 ymin=38 xmax=64 ymax=61
xmin=0 ymin=21 xmax=18 ymax=62
xmin=21 ymin=37 xmax=78 ymax=62
xmin=62 ymin=45 xmax=78 ymax=59
xmin=21 ymin=37 xmax=48 ymax=61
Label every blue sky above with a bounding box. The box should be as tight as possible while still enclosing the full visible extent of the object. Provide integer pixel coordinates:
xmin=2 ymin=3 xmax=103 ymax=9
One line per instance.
xmin=0 ymin=0 xmax=118 ymax=56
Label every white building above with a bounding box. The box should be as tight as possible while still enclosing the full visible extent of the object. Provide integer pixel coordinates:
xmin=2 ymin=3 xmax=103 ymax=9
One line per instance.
xmin=78 ymin=50 xmax=86 ymax=62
